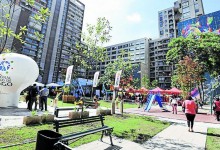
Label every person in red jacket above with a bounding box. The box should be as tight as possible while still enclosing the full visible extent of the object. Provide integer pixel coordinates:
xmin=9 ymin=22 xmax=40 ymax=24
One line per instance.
xmin=182 ymin=95 xmax=197 ymax=132
xmin=213 ymin=98 xmax=220 ymax=121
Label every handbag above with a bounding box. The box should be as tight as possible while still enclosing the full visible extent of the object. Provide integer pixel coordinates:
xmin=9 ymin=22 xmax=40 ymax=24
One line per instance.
xmin=182 ymin=102 xmax=185 ymax=112
xmin=182 ymin=107 xmax=185 ymax=112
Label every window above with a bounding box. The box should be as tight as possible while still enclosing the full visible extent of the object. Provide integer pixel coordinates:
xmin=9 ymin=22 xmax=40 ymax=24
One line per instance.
xmin=183 ymin=12 xmax=190 ymax=18
xmin=182 ymin=1 xmax=189 ymax=7
xmin=182 ymin=7 xmax=190 ymax=13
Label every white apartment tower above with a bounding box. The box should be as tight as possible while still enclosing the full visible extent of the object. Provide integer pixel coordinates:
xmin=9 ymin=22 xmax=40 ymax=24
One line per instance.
xmin=158 ymin=0 xmax=204 ymax=38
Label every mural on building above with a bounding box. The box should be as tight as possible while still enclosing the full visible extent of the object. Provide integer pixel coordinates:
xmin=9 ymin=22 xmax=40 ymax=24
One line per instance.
xmin=178 ymin=10 xmax=220 ymax=37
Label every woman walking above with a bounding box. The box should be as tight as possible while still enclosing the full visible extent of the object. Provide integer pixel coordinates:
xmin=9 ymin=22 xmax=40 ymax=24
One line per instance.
xmin=182 ymin=95 xmax=197 ymax=132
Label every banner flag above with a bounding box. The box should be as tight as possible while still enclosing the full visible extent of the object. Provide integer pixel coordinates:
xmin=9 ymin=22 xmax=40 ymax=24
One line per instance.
xmin=93 ymin=71 xmax=100 ymax=87
xmin=65 ymin=65 xmax=73 ymax=85
xmin=114 ymin=70 xmax=122 ymax=88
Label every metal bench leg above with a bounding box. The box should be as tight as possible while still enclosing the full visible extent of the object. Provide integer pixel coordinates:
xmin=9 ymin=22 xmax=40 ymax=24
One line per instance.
xmin=100 ymin=131 xmax=104 ymax=142
xmin=109 ymin=134 xmax=113 ymax=146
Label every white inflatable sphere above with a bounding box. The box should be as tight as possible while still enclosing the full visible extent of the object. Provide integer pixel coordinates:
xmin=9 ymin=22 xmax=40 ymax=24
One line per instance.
xmin=0 ymin=53 xmax=39 ymax=107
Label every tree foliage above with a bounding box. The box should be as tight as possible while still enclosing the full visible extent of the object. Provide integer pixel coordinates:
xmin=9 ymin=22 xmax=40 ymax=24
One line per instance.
xmin=76 ymin=17 xmax=112 ymax=71
xmin=0 ymin=0 xmax=50 ymax=53
xmin=141 ymin=75 xmax=158 ymax=89
xmin=99 ymin=50 xmax=137 ymax=90
xmin=167 ymin=32 xmax=220 ymax=77
xmin=173 ymin=56 xmax=203 ymax=95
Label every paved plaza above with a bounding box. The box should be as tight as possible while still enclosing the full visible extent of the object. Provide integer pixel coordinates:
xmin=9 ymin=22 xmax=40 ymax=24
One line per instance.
xmin=0 ymin=102 xmax=219 ymax=150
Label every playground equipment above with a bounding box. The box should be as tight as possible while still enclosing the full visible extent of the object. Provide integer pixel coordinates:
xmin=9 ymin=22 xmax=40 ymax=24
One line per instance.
xmin=144 ymin=94 xmax=167 ymax=112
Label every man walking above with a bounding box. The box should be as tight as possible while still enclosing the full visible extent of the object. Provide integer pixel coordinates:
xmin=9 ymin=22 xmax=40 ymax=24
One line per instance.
xmin=40 ymin=85 xmax=49 ymax=111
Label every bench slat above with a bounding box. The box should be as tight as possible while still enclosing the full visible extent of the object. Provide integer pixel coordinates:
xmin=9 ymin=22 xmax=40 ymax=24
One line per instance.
xmin=54 ymin=116 xmax=102 ymax=123
xmin=54 ymin=118 xmax=104 ymax=129
xmin=61 ymin=126 xmax=113 ymax=141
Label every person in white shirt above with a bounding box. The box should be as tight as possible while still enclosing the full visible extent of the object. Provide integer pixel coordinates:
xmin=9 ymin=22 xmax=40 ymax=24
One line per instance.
xmin=170 ymin=95 xmax=178 ymax=114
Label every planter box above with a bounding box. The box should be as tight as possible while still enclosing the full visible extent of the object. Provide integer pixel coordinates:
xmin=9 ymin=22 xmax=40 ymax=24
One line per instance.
xmin=69 ymin=112 xmax=81 ymax=119
xmin=96 ymin=109 xmax=111 ymax=116
xmin=62 ymin=95 xmax=68 ymax=103
xmin=41 ymin=114 xmax=55 ymax=123
xmin=67 ymin=95 xmax=75 ymax=103
xmin=81 ymin=111 xmax=89 ymax=118
xmin=23 ymin=116 xmax=42 ymax=125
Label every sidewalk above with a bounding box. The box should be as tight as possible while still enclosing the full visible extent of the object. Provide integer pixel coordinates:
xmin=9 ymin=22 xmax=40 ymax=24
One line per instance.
xmin=73 ymin=123 xmax=208 ymax=150
xmin=124 ymin=105 xmax=219 ymax=124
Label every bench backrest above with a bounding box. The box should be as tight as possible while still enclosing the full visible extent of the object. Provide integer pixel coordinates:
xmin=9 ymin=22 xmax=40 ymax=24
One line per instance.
xmin=54 ymin=115 xmax=105 ymax=132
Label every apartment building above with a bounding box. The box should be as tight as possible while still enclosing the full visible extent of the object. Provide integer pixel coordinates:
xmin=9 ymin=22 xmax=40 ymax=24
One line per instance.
xmin=88 ymin=38 xmax=150 ymax=86
xmin=159 ymin=0 xmax=204 ymax=38
xmin=152 ymin=0 xmax=204 ymax=88
xmin=149 ymin=38 xmax=172 ymax=89
xmin=2 ymin=0 xmax=50 ymax=66
xmin=41 ymin=0 xmax=85 ymax=83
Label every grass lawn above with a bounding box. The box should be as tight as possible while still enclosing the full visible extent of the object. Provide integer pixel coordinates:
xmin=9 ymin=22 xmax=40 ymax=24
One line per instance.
xmin=47 ymin=97 xmax=138 ymax=109
xmin=98 ymin=100 xmax=138 ymax=109
xmin=206 ymin=128 xmax=220 ymax=150
xmin=0 ymin=114 xmax=170 ymax=150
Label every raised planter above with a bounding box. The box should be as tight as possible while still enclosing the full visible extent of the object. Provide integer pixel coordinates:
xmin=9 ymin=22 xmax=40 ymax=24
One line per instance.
xmin=62 ymin=95 xmax=68 ymax=103
xmin=81 ymin=111 xmax=89 ymax=118
xmin=41 ymin=114 xmax=55 ymax=123
xmin=67 ymin=95 xmax=75 ymax=103
xmin=69 ymin=112 xmax=81 ymax=119
xmin=96 ymin=109 xmax=111 ymax=116
xmin=23 ymin=116 xmax=42 ymax=125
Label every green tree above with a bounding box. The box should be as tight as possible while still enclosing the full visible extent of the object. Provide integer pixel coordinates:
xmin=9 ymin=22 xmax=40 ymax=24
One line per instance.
xmin=173 ymin=56 xmax=203 ymax=97
xmin=141 ymin=75 xmax=158 ymax=89
xmin=99 ymin=50 xmax=137 ymax=90
xmin=0 ymin=0 xmax=50 ymax=53
xmin=167 ymin=32 xmax=220 ymax=77
xmin=76 ymin=17 xmax=112 ymax=77
xmin=167 ymin=32 xmax=220 ymax=100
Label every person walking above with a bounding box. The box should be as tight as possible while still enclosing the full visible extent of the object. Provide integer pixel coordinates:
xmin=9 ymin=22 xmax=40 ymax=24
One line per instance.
xmin=171 ymin=95 xmax=178 ymax=114
xmin=182 ymin=95 xmax=197 ymax=132
xmin=213 ymin=98 xmax=220 ymax=121
xmin=40 ymin=85 xmax=49 ymax=111
xmin=29 ymin=84 xmax=39 ymax=111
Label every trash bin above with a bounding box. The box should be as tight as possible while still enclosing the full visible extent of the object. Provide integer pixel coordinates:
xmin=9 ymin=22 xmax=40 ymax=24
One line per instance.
xmin=35 ymin=130 xmax=62 ymax=150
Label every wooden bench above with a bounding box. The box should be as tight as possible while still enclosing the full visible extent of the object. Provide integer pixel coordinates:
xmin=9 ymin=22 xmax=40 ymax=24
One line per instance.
xmin=54 ymin=107 xmax=83 ymax=118
xmin=53 ymin=115 xmax=114 ymax=146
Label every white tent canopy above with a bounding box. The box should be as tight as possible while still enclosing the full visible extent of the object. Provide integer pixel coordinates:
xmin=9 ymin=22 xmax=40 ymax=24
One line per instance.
xmin=46 ymin=83 xmax=62 ymax=87
xmin=32 ymin=82 xmax=45 ymax=87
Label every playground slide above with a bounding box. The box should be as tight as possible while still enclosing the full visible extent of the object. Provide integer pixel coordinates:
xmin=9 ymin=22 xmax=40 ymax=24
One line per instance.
xmin=145 ymin=94 xmax=155 ymax=111
xmin=155 ymin=95 xmax=163 ymax=108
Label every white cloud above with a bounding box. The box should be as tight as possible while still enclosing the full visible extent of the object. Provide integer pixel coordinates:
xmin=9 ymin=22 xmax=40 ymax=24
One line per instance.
xmin=126 ymin=13 xmax=142 ymax=23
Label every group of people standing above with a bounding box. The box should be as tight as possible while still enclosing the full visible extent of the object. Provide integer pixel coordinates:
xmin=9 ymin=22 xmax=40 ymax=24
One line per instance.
xmin=26 ymin=84 xmax=49 ymax=111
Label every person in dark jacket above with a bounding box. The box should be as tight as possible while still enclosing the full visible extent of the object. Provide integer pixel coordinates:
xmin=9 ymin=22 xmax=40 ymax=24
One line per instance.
xmin=29 ymin=84 xmax=39 ymax=111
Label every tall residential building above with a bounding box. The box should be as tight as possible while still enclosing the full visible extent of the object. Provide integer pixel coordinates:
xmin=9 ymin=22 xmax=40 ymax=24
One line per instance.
xmin=89 ymin=38 xmax=150 ymax=86
xmin=152 ymin=0 xmax=204 ymax=88
xmin=41 ymin=0 xmax=85 ymax=83
xmin=2 ymin=0 xmax=50 ymax=66
xmin=159 ymin=0 xmax=204 ymax=38
xmin=149 ymin=38 xmax=172 ymax=89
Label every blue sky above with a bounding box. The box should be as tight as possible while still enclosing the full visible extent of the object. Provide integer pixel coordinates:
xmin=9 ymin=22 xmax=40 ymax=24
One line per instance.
xmin=80 ymin=0 xmax=220 ymax=46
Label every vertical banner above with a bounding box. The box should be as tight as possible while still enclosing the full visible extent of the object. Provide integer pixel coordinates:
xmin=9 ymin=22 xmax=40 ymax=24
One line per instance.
xmin=114 ymin=70 xmax=122 ymax=88
xmin=93 ymin=71 xmax=100 ymax=87
xmin=65 ymin=65 xmax=73 ymax=85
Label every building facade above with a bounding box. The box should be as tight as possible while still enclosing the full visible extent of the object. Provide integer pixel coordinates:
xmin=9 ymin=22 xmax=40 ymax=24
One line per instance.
xmin=159 ymin=0 xmax=204 ymax=38
xmin=2 ymin=0 xmax=50 ymax=67
xmin=153 ymin=0 xmax=204 ymax=88
xmin=41 ymin=0 xmax=85 ymax=83
xmin=89 ymin=38 xmax=150 ymax=86
xmin=149 ymin=38 xmax=172 ymax=89
xmin=177 ymin=10 xmax=220 ymax=37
